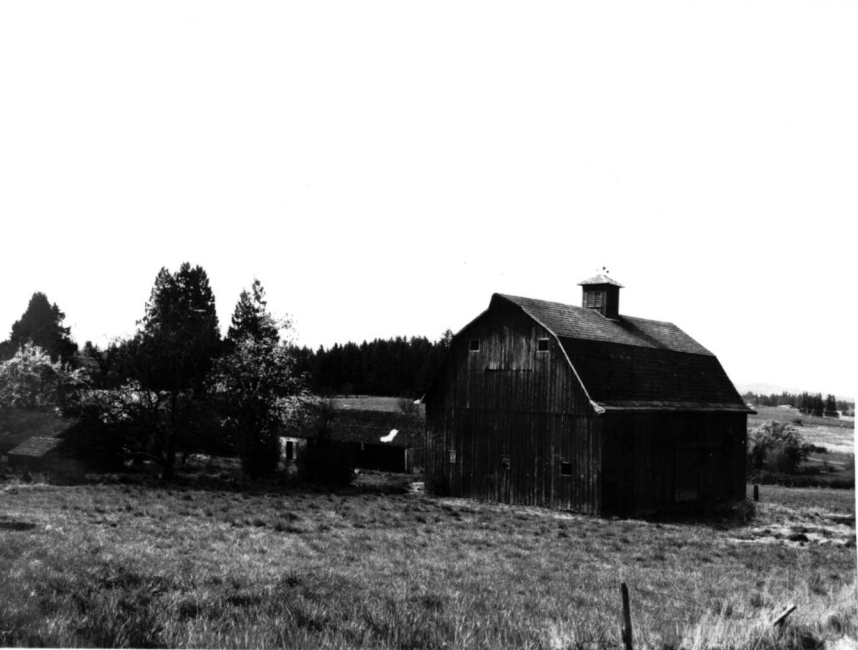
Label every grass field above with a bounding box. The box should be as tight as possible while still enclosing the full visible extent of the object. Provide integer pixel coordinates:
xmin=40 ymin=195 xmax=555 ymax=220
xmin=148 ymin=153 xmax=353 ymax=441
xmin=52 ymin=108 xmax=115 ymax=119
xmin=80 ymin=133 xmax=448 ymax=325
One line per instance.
xmin=0 ymin=462 xmax=855 ymax=649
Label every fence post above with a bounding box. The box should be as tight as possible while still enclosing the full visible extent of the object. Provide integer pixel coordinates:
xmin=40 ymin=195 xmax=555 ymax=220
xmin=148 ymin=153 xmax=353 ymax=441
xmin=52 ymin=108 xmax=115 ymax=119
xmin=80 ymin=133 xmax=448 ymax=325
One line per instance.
xmin=772 ymin=604 xmax=796 ymax=628
xmin=621 ymin=582 xmax=633 ymax=650
xmin=753 ymin=484 xmax=759 ymax=502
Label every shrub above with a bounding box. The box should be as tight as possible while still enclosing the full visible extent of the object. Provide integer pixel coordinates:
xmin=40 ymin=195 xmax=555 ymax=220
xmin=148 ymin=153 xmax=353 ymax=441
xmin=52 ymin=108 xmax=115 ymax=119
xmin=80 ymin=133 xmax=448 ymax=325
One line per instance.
xmin=0 ymin=343 xmax=87 ymax=412
xmin=747 ymin=421 xmax=812 ymax=474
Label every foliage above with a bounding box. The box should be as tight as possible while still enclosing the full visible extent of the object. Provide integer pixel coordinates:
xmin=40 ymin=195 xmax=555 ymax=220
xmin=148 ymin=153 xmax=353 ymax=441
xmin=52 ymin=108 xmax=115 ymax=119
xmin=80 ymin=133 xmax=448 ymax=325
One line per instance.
xmin=748 ymin=421 xmax=813 ymax=474
xmin=115 ymin=263 xmax=222 ymax=478
xmin=226 ymin=279 xmax=281 ymax=348
xmin=1 ymin=292 xmax=78 ymax=365
xmin=290 ymin=329 xmax=453 ymax=398
xmin=0 ymin=343 xmax=87 ymax=412
xmin=212 ymin=282 xmax=310 ymax=478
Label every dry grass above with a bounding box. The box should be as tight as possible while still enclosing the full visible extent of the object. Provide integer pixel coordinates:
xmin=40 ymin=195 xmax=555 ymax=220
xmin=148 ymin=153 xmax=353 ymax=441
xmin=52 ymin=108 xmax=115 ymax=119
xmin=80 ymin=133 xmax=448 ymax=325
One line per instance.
xmin=0 ymin=466 xmax=855 ymax=649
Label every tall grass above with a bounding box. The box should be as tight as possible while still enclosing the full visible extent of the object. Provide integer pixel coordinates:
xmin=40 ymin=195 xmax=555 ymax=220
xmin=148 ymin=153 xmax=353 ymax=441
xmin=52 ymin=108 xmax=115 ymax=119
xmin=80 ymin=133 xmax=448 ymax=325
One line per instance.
xmin=0 ymin=472 xmax=855 ymax=649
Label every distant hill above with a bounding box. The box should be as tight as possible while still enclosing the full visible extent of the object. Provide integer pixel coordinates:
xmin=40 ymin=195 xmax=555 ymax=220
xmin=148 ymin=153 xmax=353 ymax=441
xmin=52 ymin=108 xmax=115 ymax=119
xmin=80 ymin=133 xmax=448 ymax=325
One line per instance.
xmin=736 ymin=383 xmax=853 ymax=403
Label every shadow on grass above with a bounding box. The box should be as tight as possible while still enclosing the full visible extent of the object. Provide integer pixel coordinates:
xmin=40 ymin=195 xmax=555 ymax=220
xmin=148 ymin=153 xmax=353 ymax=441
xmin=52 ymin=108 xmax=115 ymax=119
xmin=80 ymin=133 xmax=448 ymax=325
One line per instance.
xmin=637 ymin=499 xmax=759 ymax=531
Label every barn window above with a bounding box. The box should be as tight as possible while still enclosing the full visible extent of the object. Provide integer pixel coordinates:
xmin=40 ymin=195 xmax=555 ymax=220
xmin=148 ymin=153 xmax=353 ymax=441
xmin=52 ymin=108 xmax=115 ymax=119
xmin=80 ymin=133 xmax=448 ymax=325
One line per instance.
xmin=586 ymin=291 xmax=594 ymax=308
xmin=469 ymin=339 xmax=480 ymax=352
xmin=560 ymin=461 xmax=572 ymax=476
xmin=594 ymin=292 xmax=603 ymax=308
xmin=448 ymin=449 xmax=457 ymax=464
xmin=500 ymin=455 xmax=510 ymax=470
xmin=537 ymin=338 xmax=550 ymax=353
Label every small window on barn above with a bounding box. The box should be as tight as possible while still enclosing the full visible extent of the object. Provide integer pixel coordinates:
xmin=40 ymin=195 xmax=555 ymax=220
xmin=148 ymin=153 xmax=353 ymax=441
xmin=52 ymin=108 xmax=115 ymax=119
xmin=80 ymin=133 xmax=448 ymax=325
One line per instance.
xmin=560 ymin=461 xmax=572 ymax=476
xmin=448 ymin=449 xmax=457 ymax=464
xmin=586 ymin=291 xmax=595 ymax=308
xmin=594 ymin=291 xmax=603 ymax=308
xmin=469 ymin=339 xmax=480 ymax=352
xmin=500 ymin=455 xmax=510 ymax=470
xmin=537 ymin=338 xmax=550 ymax=353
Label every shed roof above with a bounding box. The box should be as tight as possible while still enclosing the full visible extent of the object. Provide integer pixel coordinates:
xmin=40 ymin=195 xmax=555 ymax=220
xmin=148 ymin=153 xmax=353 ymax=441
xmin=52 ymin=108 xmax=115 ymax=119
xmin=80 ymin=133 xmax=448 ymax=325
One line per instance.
xmin=7 ymin=436 xmax=66 ymax=458
xmin=293 ymin=409 xmax=424 ymax=448
xmin=493 ymin=294 xmax=750 ymax=414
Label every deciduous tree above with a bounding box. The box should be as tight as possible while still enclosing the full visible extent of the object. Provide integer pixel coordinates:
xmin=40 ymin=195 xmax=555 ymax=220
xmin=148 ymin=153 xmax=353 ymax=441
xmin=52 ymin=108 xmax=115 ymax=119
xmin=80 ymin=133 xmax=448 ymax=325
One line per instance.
xmin=212 ymin=288 xmax=309 ymax=478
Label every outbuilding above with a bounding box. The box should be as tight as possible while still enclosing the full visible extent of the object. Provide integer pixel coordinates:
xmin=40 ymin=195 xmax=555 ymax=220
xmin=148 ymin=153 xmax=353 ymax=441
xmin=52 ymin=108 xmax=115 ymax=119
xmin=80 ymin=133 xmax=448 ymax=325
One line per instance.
xmin=423 ymin=274 xmax=752 ymax=516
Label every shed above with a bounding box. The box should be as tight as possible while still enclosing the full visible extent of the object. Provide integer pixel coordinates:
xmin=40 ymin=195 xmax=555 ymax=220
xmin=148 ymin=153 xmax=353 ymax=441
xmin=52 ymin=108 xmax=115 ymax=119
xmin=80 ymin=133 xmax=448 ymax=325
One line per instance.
xmin=1 ymin=409 xmax=84 ymax=475
xmin=284 ymin=401 xmax=424 ymax=473
xmin=423 ymin=274 xmax=753 ymax=516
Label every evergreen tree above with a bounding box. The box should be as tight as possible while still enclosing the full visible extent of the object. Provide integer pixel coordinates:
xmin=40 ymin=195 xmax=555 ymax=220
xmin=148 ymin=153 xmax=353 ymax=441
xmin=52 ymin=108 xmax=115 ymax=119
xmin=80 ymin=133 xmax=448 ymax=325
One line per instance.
xmin=214 ymin=285 xmax=307 ymax=478
xmin=227 ymin=279 xmax=280 ymax=346
xmin=124 ymin=263 xmax=222 ymax=478
xmin=3 ymin=292 xmax=78 ymax=365
xmin=824 ymin=394 xmax=839 ymax=418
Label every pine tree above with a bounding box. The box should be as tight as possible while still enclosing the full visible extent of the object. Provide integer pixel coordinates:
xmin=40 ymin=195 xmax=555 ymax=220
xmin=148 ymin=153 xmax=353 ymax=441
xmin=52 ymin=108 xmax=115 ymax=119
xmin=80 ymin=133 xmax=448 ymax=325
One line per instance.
xmin=4 ymin=292 xmax=78 ymax=365
xmin=125 ymin=263 xmax=222 ymax=478
xmin=226 ymin=279 xmax=279 ymax=346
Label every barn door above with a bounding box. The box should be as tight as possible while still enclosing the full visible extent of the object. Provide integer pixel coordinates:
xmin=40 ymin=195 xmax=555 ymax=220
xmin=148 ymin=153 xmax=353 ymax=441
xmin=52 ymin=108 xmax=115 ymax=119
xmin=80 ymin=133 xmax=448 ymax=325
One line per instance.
xmin=674 ymin=448 xmax=699 ymax=503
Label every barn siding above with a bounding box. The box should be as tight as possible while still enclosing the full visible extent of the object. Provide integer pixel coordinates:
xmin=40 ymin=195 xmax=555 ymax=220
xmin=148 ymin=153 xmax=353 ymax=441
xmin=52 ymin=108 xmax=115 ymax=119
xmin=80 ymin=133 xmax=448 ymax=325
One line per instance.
xmin=600 ymin=412 xmax=747 ymax=515
xmin=425 ymin=299 xmax=602 ymax=512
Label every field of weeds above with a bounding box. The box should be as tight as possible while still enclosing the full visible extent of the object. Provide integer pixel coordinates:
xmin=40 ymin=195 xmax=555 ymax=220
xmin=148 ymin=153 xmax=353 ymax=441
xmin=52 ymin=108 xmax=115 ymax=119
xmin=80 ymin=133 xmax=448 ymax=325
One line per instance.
xmin=0 ymin=466 xmax=855 ymax=649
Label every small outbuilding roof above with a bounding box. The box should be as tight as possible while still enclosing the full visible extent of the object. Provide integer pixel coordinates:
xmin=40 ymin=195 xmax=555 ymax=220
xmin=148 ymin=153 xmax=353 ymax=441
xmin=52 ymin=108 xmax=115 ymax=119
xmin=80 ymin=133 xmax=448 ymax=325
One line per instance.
xmin=294 ymin=409 xmax=424 ymax=448
xmin=7 ymin=436 xmax=66 ymax=458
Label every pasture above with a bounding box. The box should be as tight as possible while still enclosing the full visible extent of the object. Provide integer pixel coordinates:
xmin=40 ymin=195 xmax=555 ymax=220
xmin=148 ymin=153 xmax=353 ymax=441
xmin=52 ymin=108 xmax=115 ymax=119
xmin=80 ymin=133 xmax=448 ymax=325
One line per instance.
xmin=0 ymin=463 xmax=855 ymax=649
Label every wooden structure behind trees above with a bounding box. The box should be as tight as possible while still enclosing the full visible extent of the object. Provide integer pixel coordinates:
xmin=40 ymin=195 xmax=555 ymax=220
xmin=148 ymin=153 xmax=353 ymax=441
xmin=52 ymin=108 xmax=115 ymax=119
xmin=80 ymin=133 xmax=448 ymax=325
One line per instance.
xmin=285 ymin=400 xmax=425 ymax=474
xmin=423 ymin=275 xmax=752 ymax=516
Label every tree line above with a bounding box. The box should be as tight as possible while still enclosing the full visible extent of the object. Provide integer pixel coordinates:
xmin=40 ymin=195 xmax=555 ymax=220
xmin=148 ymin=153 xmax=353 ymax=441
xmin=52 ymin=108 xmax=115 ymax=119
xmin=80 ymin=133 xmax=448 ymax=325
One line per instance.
xmin=0 ymin=265 xmax=454 ymax=480
xmin=288 ymin=331 xmax=453 ymax=399
xmin=742 ymin=391 xmax=854 ymax=417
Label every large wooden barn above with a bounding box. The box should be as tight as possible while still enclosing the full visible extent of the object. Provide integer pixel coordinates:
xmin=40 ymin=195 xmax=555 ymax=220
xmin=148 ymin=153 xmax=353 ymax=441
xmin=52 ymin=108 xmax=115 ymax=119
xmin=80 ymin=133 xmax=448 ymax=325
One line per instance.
xmin=423 ymin=274 xmax=752 ymax=516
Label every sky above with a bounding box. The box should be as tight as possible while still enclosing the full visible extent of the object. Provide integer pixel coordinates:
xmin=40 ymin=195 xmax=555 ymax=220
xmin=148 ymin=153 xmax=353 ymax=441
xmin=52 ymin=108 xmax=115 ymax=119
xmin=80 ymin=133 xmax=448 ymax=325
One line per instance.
xmin=1 ymin=1 xmax=855 ymax=398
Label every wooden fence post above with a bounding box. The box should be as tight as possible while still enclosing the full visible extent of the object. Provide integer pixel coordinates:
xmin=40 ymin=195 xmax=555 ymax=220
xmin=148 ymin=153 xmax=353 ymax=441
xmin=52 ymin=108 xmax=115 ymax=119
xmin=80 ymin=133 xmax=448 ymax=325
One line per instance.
xmin=621 ymin=582 xmax=633 ymax=650
xmin=772 ymin=604 xmax=796 ymax=628
xmin=753 ymin=484 xmax=759 ymax=502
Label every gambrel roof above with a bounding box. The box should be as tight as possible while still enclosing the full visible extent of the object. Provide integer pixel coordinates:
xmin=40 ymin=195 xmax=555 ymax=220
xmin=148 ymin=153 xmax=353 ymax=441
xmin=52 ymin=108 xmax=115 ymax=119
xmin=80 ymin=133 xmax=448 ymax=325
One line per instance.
xmin=494 ymin=293 xmax=751 ymax=414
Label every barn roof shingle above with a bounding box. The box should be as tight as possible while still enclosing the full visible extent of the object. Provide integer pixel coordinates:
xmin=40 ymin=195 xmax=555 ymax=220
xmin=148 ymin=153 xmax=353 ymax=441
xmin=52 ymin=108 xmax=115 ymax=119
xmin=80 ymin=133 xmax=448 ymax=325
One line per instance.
xmin=494 ymin=294 xmax=749 ymax=414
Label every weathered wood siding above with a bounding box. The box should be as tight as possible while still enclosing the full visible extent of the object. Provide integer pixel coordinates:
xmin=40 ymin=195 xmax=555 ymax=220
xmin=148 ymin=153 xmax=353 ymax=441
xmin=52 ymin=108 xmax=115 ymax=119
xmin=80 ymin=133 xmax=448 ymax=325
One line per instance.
xmin=600 ymin=412 xmax=747 ymax=515
xmin=425 ymin=299 xmax=602 ymax=512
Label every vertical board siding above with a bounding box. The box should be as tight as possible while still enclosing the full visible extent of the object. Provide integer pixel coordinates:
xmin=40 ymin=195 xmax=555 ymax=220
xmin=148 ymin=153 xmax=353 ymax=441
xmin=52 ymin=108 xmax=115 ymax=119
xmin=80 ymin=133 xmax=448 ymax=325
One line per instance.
xmin=601 ymin=412 xmax=747 ymax=515
xmin=425 ymin=299 xmax=601 ymax=512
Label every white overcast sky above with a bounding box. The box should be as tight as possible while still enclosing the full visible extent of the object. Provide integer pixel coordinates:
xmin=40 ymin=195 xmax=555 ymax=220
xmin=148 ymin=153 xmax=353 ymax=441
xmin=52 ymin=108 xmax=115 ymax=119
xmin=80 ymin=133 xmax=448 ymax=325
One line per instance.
xmin=1 ymin=1 xmax=855 ymax=398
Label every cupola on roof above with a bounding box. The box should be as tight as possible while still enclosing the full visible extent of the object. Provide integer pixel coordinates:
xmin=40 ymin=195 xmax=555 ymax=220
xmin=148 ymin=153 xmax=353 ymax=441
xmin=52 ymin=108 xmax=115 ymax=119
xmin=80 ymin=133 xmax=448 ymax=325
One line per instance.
xmin=577 ymin=273 xmax=624 ymax=288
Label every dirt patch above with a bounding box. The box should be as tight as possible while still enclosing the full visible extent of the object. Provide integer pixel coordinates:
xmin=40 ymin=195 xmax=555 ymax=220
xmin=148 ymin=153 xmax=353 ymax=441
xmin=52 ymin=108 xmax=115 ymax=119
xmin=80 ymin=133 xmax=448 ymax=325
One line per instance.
xmin=731 ymin=509 xmax=856 ymax=547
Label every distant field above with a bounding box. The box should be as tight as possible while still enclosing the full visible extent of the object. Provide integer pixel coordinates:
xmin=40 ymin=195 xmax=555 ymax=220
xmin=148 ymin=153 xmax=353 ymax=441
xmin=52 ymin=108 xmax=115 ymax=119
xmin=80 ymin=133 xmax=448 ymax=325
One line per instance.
xmin=0 ymin=464 xmax=855 ymax=649
xmin=750 ymin=406 xmax=855 ymax=456
xmin=749 ymin=405 xmax=854 ymax=430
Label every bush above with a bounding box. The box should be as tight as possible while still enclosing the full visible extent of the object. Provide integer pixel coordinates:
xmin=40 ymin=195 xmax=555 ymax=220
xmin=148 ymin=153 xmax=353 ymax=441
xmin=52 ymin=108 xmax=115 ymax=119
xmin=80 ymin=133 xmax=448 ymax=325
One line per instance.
xmin=0 ymin=343 xmax=87 ymax=412
xmin=747 ymin=421 xmax=812 ymax=474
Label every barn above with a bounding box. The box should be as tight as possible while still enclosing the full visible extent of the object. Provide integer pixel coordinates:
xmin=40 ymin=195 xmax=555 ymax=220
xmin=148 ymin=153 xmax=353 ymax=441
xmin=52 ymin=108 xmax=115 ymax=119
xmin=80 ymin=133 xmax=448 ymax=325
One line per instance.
xmin=423 ymin=274 xmax=752 ymax=516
